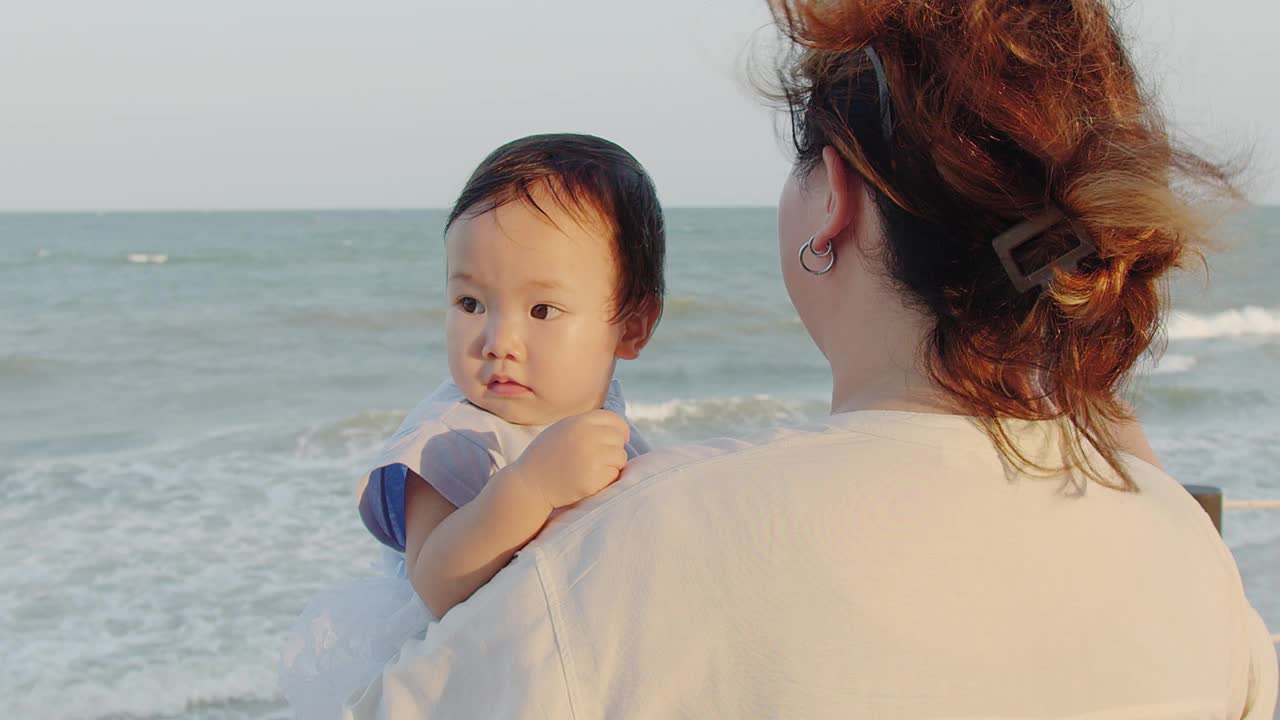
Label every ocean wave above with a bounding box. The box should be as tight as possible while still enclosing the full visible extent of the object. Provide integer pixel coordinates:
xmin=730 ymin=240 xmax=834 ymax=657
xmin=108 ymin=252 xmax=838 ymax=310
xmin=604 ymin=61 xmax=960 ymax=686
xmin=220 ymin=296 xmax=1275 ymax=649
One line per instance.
xmin=288 ymin=396 xmax=830 ymax=460
xmin=126 ymin=253 xmax=169 ymax=264
xmin=292 ymin=409 xmax=407 ymax=460
xmin=1134 ymin=384 xmax=1267 ymax=416
xmin=1166 ymin=306 xmax=1280 ymax=340
xmin=1 ymin=448 xmax=378 ymax=720
xmin=1135 ymin=352 xmax=1197 ymax=376
xmin=629 ymin=395 xmax=827 ymax=443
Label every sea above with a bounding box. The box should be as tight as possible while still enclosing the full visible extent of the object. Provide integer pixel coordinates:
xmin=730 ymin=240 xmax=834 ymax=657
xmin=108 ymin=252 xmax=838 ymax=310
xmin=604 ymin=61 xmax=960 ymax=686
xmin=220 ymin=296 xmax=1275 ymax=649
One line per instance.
xmin=2 ymin=207 xmax=1277 ymax=719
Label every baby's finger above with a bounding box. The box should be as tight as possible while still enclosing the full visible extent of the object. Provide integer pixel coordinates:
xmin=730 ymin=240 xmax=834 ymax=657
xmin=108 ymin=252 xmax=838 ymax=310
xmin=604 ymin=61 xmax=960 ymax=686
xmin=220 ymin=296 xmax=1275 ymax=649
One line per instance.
xmin=606 ymin=447 xmax=628 ymax=472
xmin=578 ymin=425 xmax=626 ymax=451
xmin=586 ymin=409 xmax=630 ymax=435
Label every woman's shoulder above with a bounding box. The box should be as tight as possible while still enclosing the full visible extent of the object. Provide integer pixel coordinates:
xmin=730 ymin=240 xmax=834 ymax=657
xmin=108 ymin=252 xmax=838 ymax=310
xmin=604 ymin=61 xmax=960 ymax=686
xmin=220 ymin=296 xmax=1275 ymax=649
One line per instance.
xmin=614 ymin=411 xmax=976 ymax=482
xmin=540 ymin=411 xmax=1238 ymax=571
xmin=548 ymin=412 xmax=958 ymax=534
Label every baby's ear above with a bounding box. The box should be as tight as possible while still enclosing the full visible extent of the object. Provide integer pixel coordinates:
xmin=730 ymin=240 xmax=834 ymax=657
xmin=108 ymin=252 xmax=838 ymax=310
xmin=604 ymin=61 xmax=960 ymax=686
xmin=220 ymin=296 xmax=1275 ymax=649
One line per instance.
xmin=614 ymin=301 xmax=661 ymax=360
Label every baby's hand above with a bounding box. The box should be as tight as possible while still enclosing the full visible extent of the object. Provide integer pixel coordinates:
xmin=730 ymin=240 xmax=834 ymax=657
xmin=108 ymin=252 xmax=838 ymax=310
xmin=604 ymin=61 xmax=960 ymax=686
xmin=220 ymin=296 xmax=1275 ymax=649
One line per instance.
xmin=512 ymin=409 xmax=630 ymax=511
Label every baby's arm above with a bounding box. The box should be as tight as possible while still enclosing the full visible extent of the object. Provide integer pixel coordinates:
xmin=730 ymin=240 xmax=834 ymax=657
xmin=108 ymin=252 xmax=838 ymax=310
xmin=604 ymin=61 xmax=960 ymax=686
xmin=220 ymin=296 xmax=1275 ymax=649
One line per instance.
xmin=403 ymin=409 xmax=631 ymax=618
xmin=402 ymin=466 xmax=547 ymax=618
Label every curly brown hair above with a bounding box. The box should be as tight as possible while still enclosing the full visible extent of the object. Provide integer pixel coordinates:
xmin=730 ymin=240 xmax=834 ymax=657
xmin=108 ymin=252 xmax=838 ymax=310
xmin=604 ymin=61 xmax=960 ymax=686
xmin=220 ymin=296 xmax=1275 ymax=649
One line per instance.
xmin=764 ymin=0 xmax=1241 ymax=489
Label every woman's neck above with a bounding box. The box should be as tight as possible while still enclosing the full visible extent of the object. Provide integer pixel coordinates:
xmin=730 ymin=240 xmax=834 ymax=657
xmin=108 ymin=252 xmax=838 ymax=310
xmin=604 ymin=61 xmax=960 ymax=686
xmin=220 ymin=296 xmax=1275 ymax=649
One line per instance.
xmin=823 ymin=276 xmax=956 ymax=416
xmin=830 ymin=368 xmax=954 ymax=415
xmin=828 ymin=345 xmax=958 ymax=415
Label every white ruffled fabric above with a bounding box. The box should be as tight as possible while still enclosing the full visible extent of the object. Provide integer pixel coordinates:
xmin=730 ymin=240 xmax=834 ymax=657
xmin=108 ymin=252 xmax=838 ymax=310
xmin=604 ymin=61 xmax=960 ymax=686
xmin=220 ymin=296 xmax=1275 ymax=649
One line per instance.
xmin=279 ymin=550 xmax=436 ymax=720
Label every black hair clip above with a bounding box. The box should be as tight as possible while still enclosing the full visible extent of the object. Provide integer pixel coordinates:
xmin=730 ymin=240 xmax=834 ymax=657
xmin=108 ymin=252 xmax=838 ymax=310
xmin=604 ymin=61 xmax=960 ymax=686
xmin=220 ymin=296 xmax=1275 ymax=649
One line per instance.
xmin=991 ymin=206 xmax=1097 ymax=293
xmin=863 ymin=46 xmax=893 ymax=144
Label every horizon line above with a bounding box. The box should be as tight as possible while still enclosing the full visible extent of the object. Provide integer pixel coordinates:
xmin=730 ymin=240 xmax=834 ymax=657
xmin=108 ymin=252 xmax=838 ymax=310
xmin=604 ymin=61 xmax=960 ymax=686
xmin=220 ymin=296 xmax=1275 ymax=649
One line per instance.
xmin=0 ymin=204 xmax=782 ymax=216
xmin=3 ymin=202 xmax=1277 ymax=215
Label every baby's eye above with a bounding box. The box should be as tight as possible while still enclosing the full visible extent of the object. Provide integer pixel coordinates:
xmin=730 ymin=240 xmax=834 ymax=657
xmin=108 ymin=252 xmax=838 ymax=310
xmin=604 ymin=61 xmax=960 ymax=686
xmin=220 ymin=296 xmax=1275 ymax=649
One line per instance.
xmin=530 ymin=304 xmax=562 ymax=320
xmin=457 ymin=296 xmax=485 ymax=314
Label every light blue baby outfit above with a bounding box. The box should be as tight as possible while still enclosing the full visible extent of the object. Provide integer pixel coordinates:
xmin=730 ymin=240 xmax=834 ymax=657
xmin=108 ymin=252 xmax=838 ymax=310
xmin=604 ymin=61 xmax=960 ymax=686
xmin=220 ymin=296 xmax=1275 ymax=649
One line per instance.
xmin=279 ymin=379 xmax=650 ymax=720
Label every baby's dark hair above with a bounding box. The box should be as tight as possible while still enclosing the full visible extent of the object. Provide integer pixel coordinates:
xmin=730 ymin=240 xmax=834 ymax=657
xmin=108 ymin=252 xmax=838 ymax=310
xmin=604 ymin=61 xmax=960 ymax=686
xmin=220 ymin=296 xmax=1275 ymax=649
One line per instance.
xmin=445 ymin=133 xmax=665 ymax=326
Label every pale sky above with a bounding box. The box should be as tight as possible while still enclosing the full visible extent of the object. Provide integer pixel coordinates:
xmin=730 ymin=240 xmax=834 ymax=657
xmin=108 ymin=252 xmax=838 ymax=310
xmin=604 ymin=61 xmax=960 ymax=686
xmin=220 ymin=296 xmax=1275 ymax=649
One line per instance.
xmin=0 ymin=0 xmax=1275 ymax=211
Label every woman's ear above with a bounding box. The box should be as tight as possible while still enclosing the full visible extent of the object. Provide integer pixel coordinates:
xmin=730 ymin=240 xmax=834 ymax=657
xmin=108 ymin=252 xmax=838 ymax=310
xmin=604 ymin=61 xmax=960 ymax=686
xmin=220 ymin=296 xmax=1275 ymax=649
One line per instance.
xmin=614 ymin=301 xmax=662 ymax=360
xmin=813 ymin=145 xmax=860 ymax=252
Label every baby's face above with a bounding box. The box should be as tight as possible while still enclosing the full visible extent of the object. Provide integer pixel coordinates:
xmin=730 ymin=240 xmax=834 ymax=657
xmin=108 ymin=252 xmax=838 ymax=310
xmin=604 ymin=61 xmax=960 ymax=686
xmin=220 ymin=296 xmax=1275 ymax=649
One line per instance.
xmin=444 ymin=193 xmax=624 ymax=426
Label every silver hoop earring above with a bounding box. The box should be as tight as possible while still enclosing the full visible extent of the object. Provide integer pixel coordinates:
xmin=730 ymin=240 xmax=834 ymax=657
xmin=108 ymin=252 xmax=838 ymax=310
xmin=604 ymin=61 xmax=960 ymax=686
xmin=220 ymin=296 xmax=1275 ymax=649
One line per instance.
xmin=799 ymin=235 xmax=836 ymax=275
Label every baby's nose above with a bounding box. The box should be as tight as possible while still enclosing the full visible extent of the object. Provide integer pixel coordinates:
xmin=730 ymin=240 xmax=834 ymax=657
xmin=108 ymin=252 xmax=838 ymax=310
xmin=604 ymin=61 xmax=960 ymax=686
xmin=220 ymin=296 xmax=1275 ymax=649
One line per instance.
xmin=482 ymin=318 xmax=524 ymax=361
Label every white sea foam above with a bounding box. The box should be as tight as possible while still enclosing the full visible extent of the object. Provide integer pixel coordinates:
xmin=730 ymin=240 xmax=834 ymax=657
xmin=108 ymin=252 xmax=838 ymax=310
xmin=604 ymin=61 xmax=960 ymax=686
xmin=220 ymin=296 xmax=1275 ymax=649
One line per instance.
xmin=127 ymin=252 xmax=169 ymax=264
xmin=627 ymin=398 xmax=700 ymax=423
xmin=292 ymin=409 xmax=405 ymax=461
xmin=1139 ymin=353 xmax=1198 ymax=376
xmin=35 ymin=248 xmax=51 ymax=258
xmin=627 ymin=394 xmax=828 ymax=444
xmin=628 ymin=394 xmax=816 ymax=423
xmin=1166 ymin=306 xmax=1280 ymax=340
xmin=0 ymin=445 xmax=376 ymax=720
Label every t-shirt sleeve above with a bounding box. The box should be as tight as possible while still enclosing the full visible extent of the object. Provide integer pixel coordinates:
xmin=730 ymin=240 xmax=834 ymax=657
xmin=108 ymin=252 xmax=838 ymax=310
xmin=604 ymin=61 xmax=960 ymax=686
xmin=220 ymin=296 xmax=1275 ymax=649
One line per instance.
xmin=413 ymin=429 xmax=498 ymax=508
xmin=357 ymin=428 xmax=497 ymax=552
xmin=357 ymin=463 xmax=412 ymax=552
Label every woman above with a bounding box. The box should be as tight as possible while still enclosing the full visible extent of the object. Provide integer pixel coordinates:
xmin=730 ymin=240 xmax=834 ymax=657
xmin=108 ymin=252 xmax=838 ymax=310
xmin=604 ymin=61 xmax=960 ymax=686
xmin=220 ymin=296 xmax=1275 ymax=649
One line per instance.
xmin=346 ymin=1 xmax=1277 ymax=717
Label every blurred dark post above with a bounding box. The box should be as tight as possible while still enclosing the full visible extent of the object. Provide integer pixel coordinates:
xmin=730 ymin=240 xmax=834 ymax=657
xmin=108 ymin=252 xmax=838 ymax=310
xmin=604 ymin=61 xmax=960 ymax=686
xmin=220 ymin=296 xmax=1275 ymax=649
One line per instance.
xmin=1183 ymin=485 xmax=1223 ymax=535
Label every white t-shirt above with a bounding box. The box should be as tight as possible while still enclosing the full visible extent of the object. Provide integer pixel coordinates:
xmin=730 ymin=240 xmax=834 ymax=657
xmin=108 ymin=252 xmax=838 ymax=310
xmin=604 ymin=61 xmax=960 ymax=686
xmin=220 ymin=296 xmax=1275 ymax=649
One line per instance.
xmin=345 ymin=411 xmax=1278 ymax=719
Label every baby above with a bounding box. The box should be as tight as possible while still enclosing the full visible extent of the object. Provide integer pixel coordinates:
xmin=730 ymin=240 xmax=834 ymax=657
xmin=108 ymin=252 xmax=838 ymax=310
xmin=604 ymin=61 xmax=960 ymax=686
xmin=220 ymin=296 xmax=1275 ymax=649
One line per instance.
xmin=281 ymin=133 xmax=665 ymax=718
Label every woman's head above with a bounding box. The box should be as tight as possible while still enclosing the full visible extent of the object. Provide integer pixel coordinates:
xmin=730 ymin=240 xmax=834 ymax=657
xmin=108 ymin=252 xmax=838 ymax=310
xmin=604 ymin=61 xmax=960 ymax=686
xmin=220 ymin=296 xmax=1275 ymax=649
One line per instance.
xmin=766 ymin=0 xmax=1239 ymax=486
xmin=443 ymin=134 xmax=665 ymax=425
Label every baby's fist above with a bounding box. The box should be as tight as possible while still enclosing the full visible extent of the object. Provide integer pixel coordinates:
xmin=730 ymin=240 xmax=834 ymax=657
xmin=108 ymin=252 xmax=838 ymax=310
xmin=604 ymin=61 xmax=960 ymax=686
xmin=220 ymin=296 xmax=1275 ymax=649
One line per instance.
xmin=512 ymin=410 xmax=630 ymax=510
